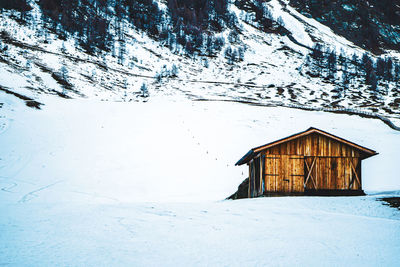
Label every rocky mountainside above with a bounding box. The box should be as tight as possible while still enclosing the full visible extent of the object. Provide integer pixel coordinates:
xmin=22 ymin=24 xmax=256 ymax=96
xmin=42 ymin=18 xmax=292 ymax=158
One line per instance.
xmin=0 ymin=0 xmax=399 ymax=126
xmin=289 ymin=0 xmax=400 ymax=54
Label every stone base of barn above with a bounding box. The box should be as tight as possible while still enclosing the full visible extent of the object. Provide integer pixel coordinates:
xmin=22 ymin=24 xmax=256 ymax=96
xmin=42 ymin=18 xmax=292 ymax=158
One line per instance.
xmin=227 ymin=178 xmax=249 ymax=200
xmin=227 ymin=178 xmax=365 ymax=200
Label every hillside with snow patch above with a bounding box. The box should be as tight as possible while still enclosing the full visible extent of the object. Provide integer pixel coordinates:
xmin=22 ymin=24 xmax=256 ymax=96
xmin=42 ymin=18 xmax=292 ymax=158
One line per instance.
xmin=0 ymin=0 xmax=399 ymax=125
xmin=1 ymin=1 xmax=400 ymax=266
xmin=1 ymin=93 xmax=400 ymax=266
xmin=1 ymin=94 xmax=400 ymax=203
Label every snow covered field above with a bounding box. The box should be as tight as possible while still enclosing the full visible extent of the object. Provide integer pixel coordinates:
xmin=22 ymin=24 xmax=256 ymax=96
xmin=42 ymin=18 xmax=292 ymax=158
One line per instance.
xmin=1 ymin=94 xmax=400 ymax=266
xmin=1 ymin=197 xmax=400 ymax=266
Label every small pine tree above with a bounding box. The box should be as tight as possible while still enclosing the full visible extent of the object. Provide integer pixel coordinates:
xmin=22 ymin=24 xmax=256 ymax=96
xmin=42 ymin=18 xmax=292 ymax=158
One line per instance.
xmin=60 ymin=63 xmax=68 ymax=95
xmin=370 ymin=70 xmax=378 ymax=92
xmin=327 ymin=50 xmax=337 ymax=79
xmin=123 ymin=78 xmax=128 ymax=90
xmin=338 ymin=50 xmax=346 ymax=66
xmin=169 ymin=32 xmax=176 ymax=51
xmin=155 ymin=72 xmax=162 ymax=83
xmin=60 ymin=63 xmax=68 ymax=80
xmin=171 ymin=64 xmax=178 ymax=77
xmin=224 ymin=46 xmax=232 ymax=63
xmin=224 ymin=46 xmax=235 ymax=65
xmin=232 ymin=49 xmax=238 ymax=63
xmin=341 ymin=62 xmax=350 ymax=97
xmin=203 ymin=58 xmax=209 ymax=68
xmin=362 ymin=53 xmax=374 ymax=86
xmin=206 ymin=35 xmax=213 ymax=56
xmin=361 ymin=53 xmax=371 ymax=70
xmin=118 ymin=41 xmax=126 ymax=65
xmin=351 ymin=53 xmax=359 ymax=64
xmin=238 ymin=47 xmax=245 ymax=62
xmin=60 ymin=42 xmax=67 ymax=54
xmin=228 ymin=30 xmax=239 ymax=44
xmin=277 ymin=16 xmax=285 ymax=27
xmin=394 ymin=63 xmax=400 ymax=82
xmin=376 ymin=57 xmax=386 ymax=78
xmin=140 ymin=83 xmax=148 ymax=97
xmin=351 ymin=53 xmax=359 ymax=77
xmin=311 ymin=43 xmax=323 ymax=60
xmin=213 ymin=37 xmax=225 ymax=52
xmin=385 ymin=57 xmax=393 ymax=81
xmin=185 ymin=41 xmax=194 ymax=55
xmin=310 ymin=43 xmax=324 ymax=72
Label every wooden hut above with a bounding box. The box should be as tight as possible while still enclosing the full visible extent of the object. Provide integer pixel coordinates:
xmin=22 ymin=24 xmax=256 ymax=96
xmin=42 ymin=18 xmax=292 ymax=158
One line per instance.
xmin=235 ymin=127 xmax=378 ymax=197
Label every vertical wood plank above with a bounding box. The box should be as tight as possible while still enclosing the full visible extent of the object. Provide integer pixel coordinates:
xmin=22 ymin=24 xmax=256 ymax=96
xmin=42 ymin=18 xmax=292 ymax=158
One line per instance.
xmin=248 ymin=163 xmax=251 ymax=198
xmin=260 ymin=156 xmax=263 ymax=194
xmin=275 ymin=156 xmax=280 ymax=192
xmin=316 ymin=157 xmax=319 ymax=189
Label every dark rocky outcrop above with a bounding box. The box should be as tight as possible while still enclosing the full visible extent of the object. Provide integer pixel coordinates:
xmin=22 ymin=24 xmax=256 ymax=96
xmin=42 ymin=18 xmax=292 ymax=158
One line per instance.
xmin=227 ymin=178 xmax=249 ymax=200
xmin=379 ymin=197 xmax=400 ymax=210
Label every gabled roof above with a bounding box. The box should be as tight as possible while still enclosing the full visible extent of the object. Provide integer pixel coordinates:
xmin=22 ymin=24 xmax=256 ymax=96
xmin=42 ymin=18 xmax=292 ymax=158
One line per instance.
xmin=235 ymin=127 xmax=378 ymax=166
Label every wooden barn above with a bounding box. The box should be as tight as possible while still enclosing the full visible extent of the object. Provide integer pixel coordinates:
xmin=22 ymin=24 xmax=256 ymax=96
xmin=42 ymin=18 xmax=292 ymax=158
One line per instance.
xmin=235 ymin=127 xmax=378 ymax=197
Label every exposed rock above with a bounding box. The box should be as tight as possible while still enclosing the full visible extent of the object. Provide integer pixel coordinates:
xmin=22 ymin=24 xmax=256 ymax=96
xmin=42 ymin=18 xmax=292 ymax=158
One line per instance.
xmin=227 ymin=178 xmax=249 ymax=200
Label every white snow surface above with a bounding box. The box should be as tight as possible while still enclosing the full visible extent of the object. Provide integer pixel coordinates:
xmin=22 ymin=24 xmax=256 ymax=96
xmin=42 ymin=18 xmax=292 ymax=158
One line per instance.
xmin=0 ymin=1 xmax=400 ymax=263
xmin=0 ymin=94 xmax=400 ymax=266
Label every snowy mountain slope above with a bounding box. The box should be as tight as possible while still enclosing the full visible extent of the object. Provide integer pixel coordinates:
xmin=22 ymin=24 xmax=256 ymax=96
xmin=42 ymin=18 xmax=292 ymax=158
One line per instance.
xmin=289 ymin=0 xmax=400 ymax=54
xmin=0 ymin=0 xmax=399 ymax=125
xmin=1 ymin=1 xmax=400 ymax=263
xmin=0 ymin=93 xmax=400 ymax=266
xmin=0 ymin=94 xmax=399 ymax=204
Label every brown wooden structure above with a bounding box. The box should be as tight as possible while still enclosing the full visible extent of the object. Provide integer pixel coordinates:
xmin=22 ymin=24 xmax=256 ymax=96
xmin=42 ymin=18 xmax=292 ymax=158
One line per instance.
xmin=235 ymin=128 xmax=378 ymax=197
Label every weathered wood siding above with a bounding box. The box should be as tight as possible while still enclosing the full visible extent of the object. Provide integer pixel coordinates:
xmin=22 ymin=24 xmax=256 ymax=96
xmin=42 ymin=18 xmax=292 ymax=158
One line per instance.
xmin=264 ymin=155 xmax=304 ymax=193
xmin=263 ymin=133 xmax=361 ymax=158
xmin=303 ymin=156 xmax=361 ymax=191
xmin=253 ymin=133 xmax=363 ymax=194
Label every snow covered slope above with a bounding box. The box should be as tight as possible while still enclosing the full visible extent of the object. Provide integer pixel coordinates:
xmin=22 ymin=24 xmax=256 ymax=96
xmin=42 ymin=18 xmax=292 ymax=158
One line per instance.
xmin=0 ymin=94 xmax=400 ymax=266
xmin=0 ymin=0 xmax=399 ymax=125
xmin=1 ymin=1 xmax=400 ymax=265
xmin=1 ymin=94 xmax=399 ymax=204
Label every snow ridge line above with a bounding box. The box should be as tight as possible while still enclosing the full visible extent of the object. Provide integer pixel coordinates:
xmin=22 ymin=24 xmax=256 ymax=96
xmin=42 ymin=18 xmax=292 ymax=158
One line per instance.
xmin=193 ymin=98 xmax=400 ymax=131
xmin=286 ymin=103 xmax=400 ymax=131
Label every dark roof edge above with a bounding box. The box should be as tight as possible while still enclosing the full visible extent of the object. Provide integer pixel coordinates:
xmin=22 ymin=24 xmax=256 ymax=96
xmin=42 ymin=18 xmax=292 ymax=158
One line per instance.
xmin=235 ymin=149 xmax=254 ymax=166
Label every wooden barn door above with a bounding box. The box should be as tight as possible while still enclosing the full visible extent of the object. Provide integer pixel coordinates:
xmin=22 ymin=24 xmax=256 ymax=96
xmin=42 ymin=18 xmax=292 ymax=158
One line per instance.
xmin=289 ymin=156 xmax=304 ymax=193
xmin=264 ymin=155 xmax=304 ymax=193
xmin=304 ymin=157 xmax=361 ymax=191
xmin=264 ymin=156 xmax=280 ymax=192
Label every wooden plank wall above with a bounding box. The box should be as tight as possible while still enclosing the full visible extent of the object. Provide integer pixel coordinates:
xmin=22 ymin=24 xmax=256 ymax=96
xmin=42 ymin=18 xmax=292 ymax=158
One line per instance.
xmin=290 ymin=156 xmax=304 ymax=192
xmin=249 ymin=157 xmax=266 ymax=197
xmin=265 ymin=155 xmax=278 ymax=192
xmin=264 ymin=155 xmax=304 ymax=193
xmin=264 ymin=133 xmax=361 ymax=158
xmin=258 ymin=133 xmax=363 ymax=193
xmin=303 ymin=156 xmax=361 ymax=190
